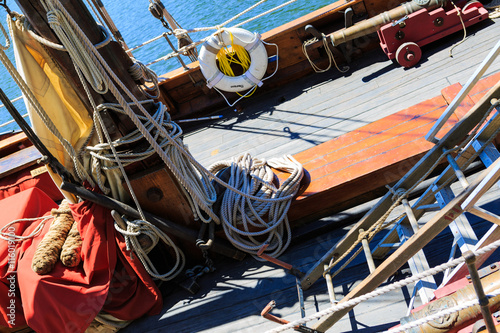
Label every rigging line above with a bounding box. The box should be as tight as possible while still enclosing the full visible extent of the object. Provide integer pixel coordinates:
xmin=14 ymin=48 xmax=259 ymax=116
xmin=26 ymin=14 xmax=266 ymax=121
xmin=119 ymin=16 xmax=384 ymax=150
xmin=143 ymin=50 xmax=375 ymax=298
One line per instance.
xmin=267 ymin=238 xmax=500 ymax=332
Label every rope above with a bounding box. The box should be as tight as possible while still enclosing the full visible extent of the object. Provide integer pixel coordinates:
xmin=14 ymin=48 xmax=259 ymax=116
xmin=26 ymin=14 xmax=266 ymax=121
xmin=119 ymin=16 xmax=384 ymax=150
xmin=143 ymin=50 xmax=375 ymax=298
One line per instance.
xmin=485 ymin=0 xmax=500 ymax=18
xmin=0 ymin=216 xmax=53 ymax=242
xmin=39 ymin=1 xmax=109 ymax=94
xmin=302 ymin=35 xmax=349 ymax=74
xmin=147 ymin=0 xmax=295 ymax=66
xmin=209 ymin=154 xmax=303 ymax=258
xmin=128 ymin=60 xmax=160 ymax=99
xmin=114 ymin=215 xmax=185 ymax=281
xmin=323 ymin=188 xmax=407 ymax=278
xmin=448 ymin=0 xmax=468 ymax=58
xmin=266 ymin=238 xmax=500 ymax=332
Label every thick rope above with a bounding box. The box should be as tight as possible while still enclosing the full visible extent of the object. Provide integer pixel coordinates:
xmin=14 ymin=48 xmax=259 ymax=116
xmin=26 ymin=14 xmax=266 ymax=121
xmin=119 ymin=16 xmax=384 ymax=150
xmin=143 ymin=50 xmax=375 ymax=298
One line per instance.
xmin=266 ymin=238 xmax=500 ymax=332
xmin=209 ymin=154 xmax=303 ymax=258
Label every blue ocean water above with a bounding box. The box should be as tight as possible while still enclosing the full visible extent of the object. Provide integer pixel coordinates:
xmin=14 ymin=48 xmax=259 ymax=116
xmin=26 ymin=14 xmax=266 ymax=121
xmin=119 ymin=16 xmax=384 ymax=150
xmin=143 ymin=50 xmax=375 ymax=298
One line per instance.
xmin=0 ymin=0 xmax=334 ymax=133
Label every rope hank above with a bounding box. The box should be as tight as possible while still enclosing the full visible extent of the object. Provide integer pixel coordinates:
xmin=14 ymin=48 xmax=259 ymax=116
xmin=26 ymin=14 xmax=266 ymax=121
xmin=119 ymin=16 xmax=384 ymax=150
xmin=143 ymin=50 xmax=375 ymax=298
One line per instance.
xmin=114 ymin=215 xmax=185 ymax=281
xmin=209 ymin=153 xmax=303 ymax=258
xmin=31 ymin=200 xmax=76 ymax=275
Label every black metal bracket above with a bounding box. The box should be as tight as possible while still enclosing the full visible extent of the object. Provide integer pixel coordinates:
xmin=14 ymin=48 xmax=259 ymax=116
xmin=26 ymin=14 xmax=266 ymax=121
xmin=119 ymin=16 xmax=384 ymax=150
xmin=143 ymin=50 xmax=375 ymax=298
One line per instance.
xmin=0 ymin=0 xmax=11 ymax=15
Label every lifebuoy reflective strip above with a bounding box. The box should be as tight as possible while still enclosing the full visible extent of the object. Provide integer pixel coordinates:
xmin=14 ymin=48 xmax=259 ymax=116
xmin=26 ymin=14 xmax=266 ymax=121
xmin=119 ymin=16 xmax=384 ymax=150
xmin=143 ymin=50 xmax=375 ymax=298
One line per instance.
xmin=199 ymin=28 xmax=268 ymax=93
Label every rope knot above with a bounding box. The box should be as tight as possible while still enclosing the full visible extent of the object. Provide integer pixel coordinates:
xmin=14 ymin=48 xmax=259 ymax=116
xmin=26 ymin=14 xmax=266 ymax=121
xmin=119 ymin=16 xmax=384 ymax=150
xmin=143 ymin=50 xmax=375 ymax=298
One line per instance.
xmin=386 ymin=185 xmax=407 ymax=202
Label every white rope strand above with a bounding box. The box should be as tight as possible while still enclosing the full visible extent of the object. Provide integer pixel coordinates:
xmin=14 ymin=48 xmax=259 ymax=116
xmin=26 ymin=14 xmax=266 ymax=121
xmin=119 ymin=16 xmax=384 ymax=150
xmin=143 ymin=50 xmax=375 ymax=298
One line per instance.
xmin=266 ymin=238 xmax=500 ymax=332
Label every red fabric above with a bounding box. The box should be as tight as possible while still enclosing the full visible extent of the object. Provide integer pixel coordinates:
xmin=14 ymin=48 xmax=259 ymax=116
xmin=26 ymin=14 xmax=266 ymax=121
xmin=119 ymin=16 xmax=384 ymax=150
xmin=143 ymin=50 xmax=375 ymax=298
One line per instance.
xmin=0 ymin=188 xmax=58 ymax=330
xmin=0 ymin=167 xmax=64 ymax=202
xmin=0 ymin=188 xmax=162 ymax=333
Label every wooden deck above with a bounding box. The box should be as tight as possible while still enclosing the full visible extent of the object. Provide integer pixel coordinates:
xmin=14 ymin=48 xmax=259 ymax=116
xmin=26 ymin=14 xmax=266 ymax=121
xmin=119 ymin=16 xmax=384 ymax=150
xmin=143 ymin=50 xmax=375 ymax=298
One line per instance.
xmin=123 ymin=14 xmax=500 ymax=333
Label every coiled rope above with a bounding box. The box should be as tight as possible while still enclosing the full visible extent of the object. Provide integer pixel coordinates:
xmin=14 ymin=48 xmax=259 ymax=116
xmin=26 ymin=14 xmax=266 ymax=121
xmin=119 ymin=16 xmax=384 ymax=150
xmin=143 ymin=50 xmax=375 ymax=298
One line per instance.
xmin=29 ymin=0 xmax=303 ymax=259
xmin=209 ymin=154 xmax=303 ymax=259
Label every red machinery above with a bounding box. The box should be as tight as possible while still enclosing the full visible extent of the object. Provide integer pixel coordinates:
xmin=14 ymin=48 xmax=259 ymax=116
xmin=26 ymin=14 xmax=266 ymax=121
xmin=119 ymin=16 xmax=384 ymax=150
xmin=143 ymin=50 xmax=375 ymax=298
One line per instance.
xmin=378 ymin=1 xmax=489 ymax=67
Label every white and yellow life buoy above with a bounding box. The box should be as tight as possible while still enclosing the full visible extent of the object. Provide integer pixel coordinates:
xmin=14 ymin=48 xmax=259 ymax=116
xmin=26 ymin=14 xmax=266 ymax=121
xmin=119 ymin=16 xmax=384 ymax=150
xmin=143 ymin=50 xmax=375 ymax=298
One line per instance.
xmin=198 ymin=28 xmax=268 ymax=93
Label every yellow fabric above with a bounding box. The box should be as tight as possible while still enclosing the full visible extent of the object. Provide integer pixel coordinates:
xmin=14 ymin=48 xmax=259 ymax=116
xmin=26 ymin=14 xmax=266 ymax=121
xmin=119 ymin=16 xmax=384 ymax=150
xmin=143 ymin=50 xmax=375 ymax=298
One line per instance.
xmin=10 ymin=18 xmax=94 ymax=202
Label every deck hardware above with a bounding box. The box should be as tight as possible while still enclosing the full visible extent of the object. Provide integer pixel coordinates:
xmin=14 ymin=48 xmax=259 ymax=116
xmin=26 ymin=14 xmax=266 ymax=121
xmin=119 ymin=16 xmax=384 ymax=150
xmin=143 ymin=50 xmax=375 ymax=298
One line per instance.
xmin=146 ymin=187 xmax=164 ymax=202
xmin=464 ymin=251 xmax=497 ymax=333
xmin=359 ymin=229 xmax=376 ymax=273
xmin=257 ymin=243 xmax=305 ymax=278
xmin=196 ymin=221 xmax=214 ymax=250
xmin=323 ymin=264 xmax=337 ymax=304
xmin=434 ymin=16 xmax=444 ymax=26
xmin=391 ymin=15 xmax=408 ymax=27
xmin=401 ymin=199 xmax=420 ymax=234
xmin=444 ymin=148 xmax=470 ymax=188
xmin=304 ymin=25 xmax=323 ymax=41
xmin=260 ymin=301 xmax=323 ymax=333
xmin=416 ymin=203 xmax=441 ymax=212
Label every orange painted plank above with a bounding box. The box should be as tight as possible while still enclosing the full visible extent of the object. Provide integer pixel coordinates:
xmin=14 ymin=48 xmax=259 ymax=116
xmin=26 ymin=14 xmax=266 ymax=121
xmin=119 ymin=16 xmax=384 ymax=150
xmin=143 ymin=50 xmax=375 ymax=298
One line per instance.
xmin=283 ymin=76 xmax=480 ymax=210
xmin=301 ymin=99 xmax=449 ymax=173
xmin=468 ymin=71 xmax=500 ymax=103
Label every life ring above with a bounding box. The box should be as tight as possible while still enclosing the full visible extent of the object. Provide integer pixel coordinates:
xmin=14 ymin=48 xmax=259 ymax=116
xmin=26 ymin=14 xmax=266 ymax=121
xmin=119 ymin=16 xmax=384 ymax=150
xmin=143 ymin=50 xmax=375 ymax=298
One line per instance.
xmin=199 ymin=28 xmax=268 ymax=93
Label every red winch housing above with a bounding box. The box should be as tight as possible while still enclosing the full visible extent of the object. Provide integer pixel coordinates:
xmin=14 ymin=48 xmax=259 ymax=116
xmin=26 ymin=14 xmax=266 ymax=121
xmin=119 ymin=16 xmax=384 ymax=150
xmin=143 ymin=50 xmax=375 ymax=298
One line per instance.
xmin=378 ymin=1 xmax=489 ymax=68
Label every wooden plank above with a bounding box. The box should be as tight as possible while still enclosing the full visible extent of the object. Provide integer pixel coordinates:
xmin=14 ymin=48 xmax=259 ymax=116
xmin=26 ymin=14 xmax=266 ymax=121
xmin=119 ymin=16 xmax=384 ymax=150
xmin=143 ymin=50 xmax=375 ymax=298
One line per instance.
xmin=0 ymin=145 xmax=41 ymax=178
xmin=0 ymin=132 xmax=28 ymax=151
xmin=128 ymin=166 xmax=194 ymax=227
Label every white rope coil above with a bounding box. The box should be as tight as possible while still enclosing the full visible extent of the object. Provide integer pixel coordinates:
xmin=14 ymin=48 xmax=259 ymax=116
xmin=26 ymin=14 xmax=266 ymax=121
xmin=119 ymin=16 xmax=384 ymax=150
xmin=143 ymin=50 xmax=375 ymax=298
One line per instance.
xmin=209 ymin=153 xmax=303 ymax=258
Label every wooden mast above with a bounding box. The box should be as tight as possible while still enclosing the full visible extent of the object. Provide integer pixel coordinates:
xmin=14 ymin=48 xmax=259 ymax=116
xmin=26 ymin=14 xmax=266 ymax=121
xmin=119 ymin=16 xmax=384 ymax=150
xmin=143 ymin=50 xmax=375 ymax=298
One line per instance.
xmin=13 ymin=0 xmax=148 ymax=137
xmin=12 ymin=0 xmax=196 ymax=226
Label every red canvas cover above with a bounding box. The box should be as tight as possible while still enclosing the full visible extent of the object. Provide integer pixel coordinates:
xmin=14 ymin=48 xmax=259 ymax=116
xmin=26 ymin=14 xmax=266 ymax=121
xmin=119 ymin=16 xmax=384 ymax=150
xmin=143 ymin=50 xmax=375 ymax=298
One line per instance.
xmin=0 ymin=167 xmax=64 ymax=202
xmin=0 ymin=187 xmax=162 ymax=332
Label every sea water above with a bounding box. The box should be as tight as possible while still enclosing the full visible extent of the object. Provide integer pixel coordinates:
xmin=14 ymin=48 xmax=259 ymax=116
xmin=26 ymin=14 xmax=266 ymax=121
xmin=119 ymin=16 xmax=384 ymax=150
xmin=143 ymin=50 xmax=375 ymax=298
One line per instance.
xmin=0 ymin=0 xmax=334 ymax=133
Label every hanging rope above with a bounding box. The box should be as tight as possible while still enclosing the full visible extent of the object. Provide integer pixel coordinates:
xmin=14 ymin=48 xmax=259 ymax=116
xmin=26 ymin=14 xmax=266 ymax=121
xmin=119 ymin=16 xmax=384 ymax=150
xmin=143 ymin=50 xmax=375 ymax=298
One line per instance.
xmin=114 ymin=215 xmax=185 ymax=281
xmin=302 ymin=35 xmax=349 ymax=74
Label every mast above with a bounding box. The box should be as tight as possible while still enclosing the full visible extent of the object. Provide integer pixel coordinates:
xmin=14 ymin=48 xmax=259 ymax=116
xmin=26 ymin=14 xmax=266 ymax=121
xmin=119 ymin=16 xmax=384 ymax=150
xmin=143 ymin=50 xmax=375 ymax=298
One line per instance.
xmin=13 ymin=0 xmax=152 ymax=138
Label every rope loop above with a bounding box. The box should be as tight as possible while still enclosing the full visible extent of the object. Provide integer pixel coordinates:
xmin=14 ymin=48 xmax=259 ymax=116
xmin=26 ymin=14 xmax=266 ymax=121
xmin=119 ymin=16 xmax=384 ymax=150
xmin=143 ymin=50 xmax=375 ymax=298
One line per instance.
xmin=114 ymin=214 xmax=185 ymax=281
xmin=385 ymin=185 xmax=407 ymax=202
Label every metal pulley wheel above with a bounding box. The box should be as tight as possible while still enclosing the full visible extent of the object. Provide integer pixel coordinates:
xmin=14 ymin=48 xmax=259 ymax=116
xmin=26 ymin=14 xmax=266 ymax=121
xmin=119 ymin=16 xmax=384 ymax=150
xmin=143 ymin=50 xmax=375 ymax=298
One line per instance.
xmin=395 ymin=42 xmax=422 ymax=68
